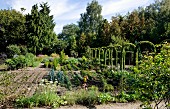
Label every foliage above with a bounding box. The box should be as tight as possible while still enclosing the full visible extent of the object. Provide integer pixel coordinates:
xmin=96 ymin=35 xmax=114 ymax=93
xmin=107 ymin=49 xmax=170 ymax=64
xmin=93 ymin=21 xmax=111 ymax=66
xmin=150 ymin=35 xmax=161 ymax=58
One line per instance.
xmin=6 ymin=45 xmax=21 ymax=58
xmin=19 ymin=45 xmax=28 ymax=55
xmin=78 ymin=56 xmax=93 ymax=70
xmin=98 ymin=92 xmax=115 ymax=104
xmin=6 ymin=45 xmax=28 ymax=58
xmin=59 ymin=50 xmax=69 ymax=65
xmin=0 ymin=9 xmax=26 ymax=53
xmin=78 ymin=0 xmax=103 ymax=35
xmin=16 ymin=86 xmax=65 ymax=108
xmin=48 ymin=70 xmax=72 ymax=90
xmin=116 ymin=91 xmax=139 ymax=103
xmin=5 ymin=53 xmax=40 ymax=70
xmin=58 ymin=24 xmax=79 ymax=56
xmin=25 ymin=2 xmax=57 ymax=54
xmin=133 ymin=43 xmax=170 ymax=108
xmin=77 ymin=0 xmax=103 ymax=55
xmin=63 ymin=88 xmax=100 ymax=106
xmin=50 ymin=53 xmax=60 ymax=58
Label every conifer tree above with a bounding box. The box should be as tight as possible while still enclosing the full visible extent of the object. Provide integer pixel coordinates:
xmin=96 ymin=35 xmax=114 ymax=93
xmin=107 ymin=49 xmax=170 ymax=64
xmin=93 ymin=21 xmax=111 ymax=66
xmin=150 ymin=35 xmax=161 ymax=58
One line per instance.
xmin=26 ymin=2 xmax=56 ymax=54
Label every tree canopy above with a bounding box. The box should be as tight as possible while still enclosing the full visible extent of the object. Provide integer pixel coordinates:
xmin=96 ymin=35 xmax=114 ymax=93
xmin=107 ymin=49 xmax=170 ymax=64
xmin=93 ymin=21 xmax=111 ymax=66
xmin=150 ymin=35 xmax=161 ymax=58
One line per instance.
xmin=0 ymin=0 xmax=170 ymax=56
xmin=25 ymin=2 xmax=57 ymax=54
xmin=0 ymin=9 xmax=26 ymax=52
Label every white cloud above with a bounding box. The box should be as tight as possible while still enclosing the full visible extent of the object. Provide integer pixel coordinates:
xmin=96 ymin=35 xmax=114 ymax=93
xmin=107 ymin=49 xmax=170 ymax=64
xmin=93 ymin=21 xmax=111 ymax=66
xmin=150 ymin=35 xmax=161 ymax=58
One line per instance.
xmin=8 ymin=0 xmax=154 ymax=34
xmin=101 ymin=0 xmax=153 ymax=16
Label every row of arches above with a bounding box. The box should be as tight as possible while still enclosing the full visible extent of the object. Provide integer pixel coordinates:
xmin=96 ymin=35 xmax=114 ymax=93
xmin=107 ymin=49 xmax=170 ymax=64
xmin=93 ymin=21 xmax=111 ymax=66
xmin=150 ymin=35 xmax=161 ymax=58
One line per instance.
xmin=87 ymin=41 xmax=157 ymax=70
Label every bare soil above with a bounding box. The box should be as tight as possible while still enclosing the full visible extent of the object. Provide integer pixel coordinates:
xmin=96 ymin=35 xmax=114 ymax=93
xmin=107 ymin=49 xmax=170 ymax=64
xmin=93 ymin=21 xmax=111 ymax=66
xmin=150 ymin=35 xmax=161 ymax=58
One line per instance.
xmin=56 ymin=102 xmax=141 ymax=109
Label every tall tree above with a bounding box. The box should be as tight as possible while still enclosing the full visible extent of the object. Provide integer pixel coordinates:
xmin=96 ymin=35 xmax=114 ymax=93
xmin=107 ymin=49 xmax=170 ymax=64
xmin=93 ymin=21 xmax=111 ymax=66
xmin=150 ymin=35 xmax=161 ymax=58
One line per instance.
xmin=96 ymin=19 xmax=111 ymax=47
xmin=26 ymin=2 xmax=56 ymax=54
xmin=78 ymin=0 xmax=103 ymax=43
xmin=110 ymin=15 xmax=129 ymax=45
xmin=0 ymin=9 xmax=26 ymax=52
xmin=159 ymin=0 xmax=170 ymax=40
xmin=58 ymin=24 xmax=79 ymax=56
xmin=125 ymin=10 xmax=142 ymax=43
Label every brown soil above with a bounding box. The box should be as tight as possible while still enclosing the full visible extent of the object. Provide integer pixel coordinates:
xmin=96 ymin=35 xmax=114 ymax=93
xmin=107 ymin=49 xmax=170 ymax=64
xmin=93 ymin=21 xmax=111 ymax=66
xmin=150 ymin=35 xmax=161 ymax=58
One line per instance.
xmin=56 ymin=102 xmax=141 ymax=109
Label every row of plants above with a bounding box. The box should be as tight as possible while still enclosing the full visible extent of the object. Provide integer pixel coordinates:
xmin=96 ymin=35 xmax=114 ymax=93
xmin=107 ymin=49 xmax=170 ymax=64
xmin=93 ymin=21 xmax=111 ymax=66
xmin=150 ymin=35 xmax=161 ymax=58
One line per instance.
xmin=15 ymin=82 xmax=138 ymax=108
xmin=43 ymin=51 xmax=93 ymax=71
xmin=5 ymin=53 xmax=40 ymax=70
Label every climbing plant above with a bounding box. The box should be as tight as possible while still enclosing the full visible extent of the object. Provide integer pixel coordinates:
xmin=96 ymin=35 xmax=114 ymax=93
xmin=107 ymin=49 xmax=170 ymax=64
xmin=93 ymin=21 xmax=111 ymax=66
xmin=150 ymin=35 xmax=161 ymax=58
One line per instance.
xmin=88 ymin=40 xmax=159 ymax=70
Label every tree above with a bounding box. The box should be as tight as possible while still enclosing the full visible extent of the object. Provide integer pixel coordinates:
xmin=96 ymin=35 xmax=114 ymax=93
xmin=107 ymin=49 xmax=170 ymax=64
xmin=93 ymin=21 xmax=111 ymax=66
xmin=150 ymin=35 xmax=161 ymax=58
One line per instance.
xmin=0 ymin=9 xmax=26 ymax=52
xmin=96 ymin=19 xmax=111 ymax=47
xmin=78 ymin=0 xmax=103 ymax=47
xmin=58 ymin=24 xmax=79 ymax=56
xmin=26 ymin=2 xmax=56 ymax=54
xmin=159 ymin=0 xmax=170 ymax=40
xmin=110 ymin=15 xmax=129 ymax=45
xmin=124 ymin=10 xmax=142 ymax=43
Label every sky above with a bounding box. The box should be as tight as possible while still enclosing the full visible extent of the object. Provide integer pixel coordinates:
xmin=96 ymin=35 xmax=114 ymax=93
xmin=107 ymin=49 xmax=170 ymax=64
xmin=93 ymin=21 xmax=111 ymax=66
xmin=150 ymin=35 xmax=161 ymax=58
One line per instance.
xmin=0 ymin=0 xmax=155 ymax=34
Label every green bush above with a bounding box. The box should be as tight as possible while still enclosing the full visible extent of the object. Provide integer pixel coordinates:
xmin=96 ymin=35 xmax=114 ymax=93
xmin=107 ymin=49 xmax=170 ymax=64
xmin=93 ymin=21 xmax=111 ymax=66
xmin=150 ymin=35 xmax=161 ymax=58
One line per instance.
xmin=5 ymin=53 xmax=40 ymax=70
xmin=45 ymin=61 xmax=50 ymax=68
xmin=25 ymin=53 xmax=36 ymax=67
xmin=53 ymin=58 xmax=60 ymax=70
xmin=19 ymin=45 xmax=28 ymax=55
xmin=5 ymin=55 xmax=26 ymax=70
xmin=63 ymin=87 xmax=100 ymax=106
xmin=5 ymin=59 xmax=16 ymax=70
xmin=6 ymin=44 xmax=21 ymax=58
xmin=75 ymin=89 xmax=99 ymax=105
xmin=16 ymin=90 xmax=65 ymax=108
xmin=98 ymin=92 xmax=115 ymax=104
xmin=132 ymin=44 xmax=170 ymax=108
xmin=115 ymin=91 xmax=139 ymax=103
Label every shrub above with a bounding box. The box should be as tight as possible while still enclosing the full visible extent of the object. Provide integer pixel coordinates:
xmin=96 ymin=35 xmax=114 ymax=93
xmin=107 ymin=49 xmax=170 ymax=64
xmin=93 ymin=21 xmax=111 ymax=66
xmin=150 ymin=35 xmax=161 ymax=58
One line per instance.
xmin=16 ymin=90 xmax=65 ymax=108
xmin=98 ymin=92 xmax=115 ymax=104
xmin=19 ymin=45 xmax=28 ymax=55
xmin=5 ymin=53 xmax=40 ymax=70
xmin=53 ymin=58 xmax=60 ymax=70
xmin=132 ymin=43 xmax=170 ymax=108
xmin=5 ymin=59 xmax=16 ymax=70
xmin=76 ymin=89 xmax=99 ymax=105
xmin=51 ymin=53 xmax=60 ymax=58
xmin=63 ymin=87 xmax=100 ymax=106
xmin=6 ymin=45 xmax=21 ymax=58
xmin=25 ymin=53 xmax=36 ymax=67
xmin=59 ymin=50 xmax=69 ymax=65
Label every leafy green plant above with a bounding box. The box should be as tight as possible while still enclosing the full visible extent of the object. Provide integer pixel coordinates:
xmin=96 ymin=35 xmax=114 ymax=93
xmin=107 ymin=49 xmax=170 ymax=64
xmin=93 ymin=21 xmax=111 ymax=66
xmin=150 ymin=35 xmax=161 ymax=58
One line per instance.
xmin=51 ymin=53 xmax=60 ymax=58
xmin=5 ymin=53 xmax=40 ymax=70
xmin=101 ymin=76 xmax=114 ymax=92
xmin=16 ymin=90 xmax=65 ymax=108
xmin=133 ymin=43 xmax=170 ymax=108
xmin=44 ymin=61 xmax=50 ymax=68
xmin=6 ymin=44 xmax=21 ymax=58
xmin=116 ymin=91 xmax=139 ymax=103
xmin=98 ymin=92 xmax=114 ymax=104
xmin=75 ymin=89 xmax=99 ymax=106
xmin=59 ymin=50 xmax=69 ymax=65
xmin=19 ymin=45 xmax=28 ymax=55
xmin=53 ymin=58 xmax=60 ymax=70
